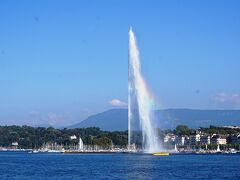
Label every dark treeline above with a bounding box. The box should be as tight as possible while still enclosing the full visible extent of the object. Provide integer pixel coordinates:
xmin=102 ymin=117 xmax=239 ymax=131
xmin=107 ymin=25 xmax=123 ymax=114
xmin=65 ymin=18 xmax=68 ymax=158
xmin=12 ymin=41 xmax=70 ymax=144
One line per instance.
xmin=199 ymin=125 xmax=240 ymax=135
xmin=1 ymin=125 xmax=240 ymax=149
xmin=0 ymin=126 xmax=128 ymax=149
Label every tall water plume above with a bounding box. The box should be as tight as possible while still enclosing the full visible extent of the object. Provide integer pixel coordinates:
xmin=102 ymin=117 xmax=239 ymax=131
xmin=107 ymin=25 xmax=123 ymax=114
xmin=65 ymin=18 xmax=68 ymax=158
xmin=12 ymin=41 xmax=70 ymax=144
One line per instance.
xmin=128 ymin=28 xmax=160 ymax=153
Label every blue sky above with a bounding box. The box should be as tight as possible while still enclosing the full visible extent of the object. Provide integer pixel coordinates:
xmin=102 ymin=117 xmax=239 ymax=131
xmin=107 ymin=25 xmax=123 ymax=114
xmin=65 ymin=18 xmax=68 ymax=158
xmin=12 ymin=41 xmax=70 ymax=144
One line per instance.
xmin=0 ymin=0 xmax=240 ymax=126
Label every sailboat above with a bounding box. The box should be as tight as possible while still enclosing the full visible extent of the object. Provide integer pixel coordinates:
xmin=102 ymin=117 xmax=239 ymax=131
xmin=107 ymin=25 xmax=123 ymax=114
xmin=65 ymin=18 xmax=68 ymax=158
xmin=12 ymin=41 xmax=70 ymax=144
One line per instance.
xmin=216 ymin=144 xmax=221 ymax=153
xmin=78 ymin=137 xmax=84 ymax=151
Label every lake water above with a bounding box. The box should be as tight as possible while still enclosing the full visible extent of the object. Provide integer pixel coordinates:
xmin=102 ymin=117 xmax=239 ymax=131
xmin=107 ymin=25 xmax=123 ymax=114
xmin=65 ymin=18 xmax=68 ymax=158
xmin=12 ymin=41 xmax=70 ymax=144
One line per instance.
xmin=0 ymin=152 xmax=239 ymax=179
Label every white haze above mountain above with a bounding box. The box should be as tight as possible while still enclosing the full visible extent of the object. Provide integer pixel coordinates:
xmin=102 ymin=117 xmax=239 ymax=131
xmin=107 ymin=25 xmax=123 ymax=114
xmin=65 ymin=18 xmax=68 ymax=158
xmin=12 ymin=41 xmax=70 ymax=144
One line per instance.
xmin=0 ymin=92 xmax=240 ymax=127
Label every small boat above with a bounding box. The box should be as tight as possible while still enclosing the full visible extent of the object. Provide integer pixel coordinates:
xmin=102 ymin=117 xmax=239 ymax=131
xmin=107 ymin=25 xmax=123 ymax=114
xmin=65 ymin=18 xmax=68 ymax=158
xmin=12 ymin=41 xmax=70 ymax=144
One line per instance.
xmin=152 ymin=152 xmax=169 ymax=156
xmin=28 ymin=150 xmax=39 ymax=153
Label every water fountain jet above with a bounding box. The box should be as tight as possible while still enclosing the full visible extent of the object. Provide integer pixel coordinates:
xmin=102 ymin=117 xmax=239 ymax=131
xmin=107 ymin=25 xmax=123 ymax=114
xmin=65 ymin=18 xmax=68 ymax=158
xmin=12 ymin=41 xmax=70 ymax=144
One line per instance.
xmin=128 ymin=28 xmax=161 ymax=153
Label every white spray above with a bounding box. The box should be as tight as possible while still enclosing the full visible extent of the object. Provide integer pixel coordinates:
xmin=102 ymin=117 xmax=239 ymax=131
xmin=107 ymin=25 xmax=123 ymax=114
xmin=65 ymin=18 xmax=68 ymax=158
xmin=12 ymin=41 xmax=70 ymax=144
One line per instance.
xmin=128 ymin=28 xmax=160 ymax=153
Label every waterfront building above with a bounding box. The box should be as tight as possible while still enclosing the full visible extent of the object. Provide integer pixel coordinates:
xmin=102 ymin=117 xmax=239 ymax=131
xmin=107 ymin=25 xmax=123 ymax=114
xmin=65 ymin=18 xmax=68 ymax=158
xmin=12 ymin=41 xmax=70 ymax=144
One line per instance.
xmin=189 ymin=134 xmax=201 ymax=145
xmin=228 ymin=134 xmax=240 ymax=144
xmin=11 ymin=142 xmax=18 ymax=149
xmin=163 ymin=133 xmax=176 ymax=144
xmin=218 ymin=136 xmax=227 ymax=145
xmin=189 ymin=136 xmax=195 ymax=145
xmin=200 ymin=135 xmax=211 ymax=145
xmin=176 ymin=136 xmax=186 ymax=146
xmin=211 ymin=135 xmax=227 ymax=145
xmin=163 ymin=136 xmax=169 ymax=143
xmin=70 ymin=135 xmax=77 ymax=140
xmin=196 ymin=134 xmax=201 ymax=142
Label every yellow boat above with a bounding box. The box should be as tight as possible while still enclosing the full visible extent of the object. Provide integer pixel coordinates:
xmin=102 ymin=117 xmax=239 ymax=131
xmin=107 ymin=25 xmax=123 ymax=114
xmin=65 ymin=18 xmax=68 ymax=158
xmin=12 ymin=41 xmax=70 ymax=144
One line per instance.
xmin=152 ymin=152 xmax=170 ymax=156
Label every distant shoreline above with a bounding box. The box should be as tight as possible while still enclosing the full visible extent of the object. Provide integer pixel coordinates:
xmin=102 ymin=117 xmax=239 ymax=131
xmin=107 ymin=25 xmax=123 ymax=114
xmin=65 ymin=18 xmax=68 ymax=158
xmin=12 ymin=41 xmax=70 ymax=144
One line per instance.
xmin=1 ymin=149 xmax=240 ymax=156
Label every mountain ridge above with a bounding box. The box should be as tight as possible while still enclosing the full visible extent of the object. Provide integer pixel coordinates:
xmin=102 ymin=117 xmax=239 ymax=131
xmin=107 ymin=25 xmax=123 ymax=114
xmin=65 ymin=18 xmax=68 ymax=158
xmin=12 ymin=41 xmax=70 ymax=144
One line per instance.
xmin=68 ymin=108 xmax=240 ymax=131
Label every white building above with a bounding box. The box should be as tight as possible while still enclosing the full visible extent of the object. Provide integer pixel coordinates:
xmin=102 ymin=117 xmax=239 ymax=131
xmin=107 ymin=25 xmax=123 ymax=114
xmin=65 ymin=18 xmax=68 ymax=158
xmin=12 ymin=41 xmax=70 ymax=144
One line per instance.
xmin=12 ymin=142 xmax=18 ymax=146
xmin=196 ymin=134 xmax=201 ymax=142
xmin=11 ymin=142 xmax=18 ymax=149
xmin=217 ymin=137 xmax=227 ymax=145
xmin=164 ymin=134 xmax=176 ymax=144
xmin=211 ymin=135 xmax=227 ymax=145
xmin=70 ymin=135 xmax=77 ymax=140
